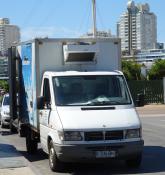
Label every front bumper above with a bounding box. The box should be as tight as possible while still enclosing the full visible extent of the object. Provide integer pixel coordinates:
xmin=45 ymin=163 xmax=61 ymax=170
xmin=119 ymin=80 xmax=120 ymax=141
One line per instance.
xmin=54 ymin=140 xmax=144 ymax=162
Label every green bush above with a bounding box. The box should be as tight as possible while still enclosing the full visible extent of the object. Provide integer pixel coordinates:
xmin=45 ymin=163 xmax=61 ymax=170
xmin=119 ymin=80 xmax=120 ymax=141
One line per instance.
xmin=148 ymin=59 xmax=165 ymax=80
xmin=0 ymin=80 xmax=9 ymax=93
xmin=122 ymin=60 xmax=143 ymax=80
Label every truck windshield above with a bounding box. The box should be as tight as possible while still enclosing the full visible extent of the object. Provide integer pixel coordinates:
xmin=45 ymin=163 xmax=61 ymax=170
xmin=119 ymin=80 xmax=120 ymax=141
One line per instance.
xmin=53 ymin=75 xmax=132 ymax=106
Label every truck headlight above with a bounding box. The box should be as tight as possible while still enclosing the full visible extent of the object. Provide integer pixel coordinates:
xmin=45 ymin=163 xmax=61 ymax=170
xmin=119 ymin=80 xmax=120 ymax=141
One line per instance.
xmin=125 ymin=129 xmax=141 ymax=139
xmin=58 ymin=131 xmax=82 ymax=141
xmin=58 ymin=131 xmax=65 ymax=141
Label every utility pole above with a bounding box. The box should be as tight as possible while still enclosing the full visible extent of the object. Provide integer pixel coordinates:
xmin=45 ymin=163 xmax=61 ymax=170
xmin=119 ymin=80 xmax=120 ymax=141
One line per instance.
xmin=92 ymin=0 xmax=97 ymax=38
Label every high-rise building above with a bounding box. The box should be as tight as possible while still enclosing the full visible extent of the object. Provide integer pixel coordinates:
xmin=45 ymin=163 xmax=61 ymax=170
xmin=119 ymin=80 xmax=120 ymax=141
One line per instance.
xmin=117 ymin=0 xmax=157 ymax=55
xmin=0 ymin=18 xmax=20 ymax=79
xmin=0 ymin=18 xmax=20 ymax=55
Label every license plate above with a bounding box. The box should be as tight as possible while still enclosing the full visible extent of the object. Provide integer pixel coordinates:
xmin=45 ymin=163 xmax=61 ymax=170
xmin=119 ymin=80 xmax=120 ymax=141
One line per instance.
xmin=95 ymin=151 xmax=116 ymax=158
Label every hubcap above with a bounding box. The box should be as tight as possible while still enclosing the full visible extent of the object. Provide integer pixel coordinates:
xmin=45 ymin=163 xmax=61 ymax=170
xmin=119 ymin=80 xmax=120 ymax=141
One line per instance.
xmin=49 ymin=147 xmax=54 ymax=167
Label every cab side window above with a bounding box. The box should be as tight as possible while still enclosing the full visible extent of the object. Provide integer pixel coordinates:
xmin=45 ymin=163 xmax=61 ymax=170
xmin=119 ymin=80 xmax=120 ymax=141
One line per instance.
xmin=43 ymin=78 xmax=51 ymax=108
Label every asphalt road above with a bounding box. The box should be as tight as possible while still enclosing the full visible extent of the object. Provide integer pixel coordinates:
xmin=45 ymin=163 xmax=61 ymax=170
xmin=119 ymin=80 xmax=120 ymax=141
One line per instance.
xmin=1 ymin=114 xmax=165 ymax=175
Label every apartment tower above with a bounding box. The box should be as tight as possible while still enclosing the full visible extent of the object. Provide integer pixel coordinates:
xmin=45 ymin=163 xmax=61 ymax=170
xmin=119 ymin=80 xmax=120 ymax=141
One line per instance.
xmin=117 ymin=0 xmax=157 ymax=55
xmin=0 ymin=18 xmax=20 ymax=55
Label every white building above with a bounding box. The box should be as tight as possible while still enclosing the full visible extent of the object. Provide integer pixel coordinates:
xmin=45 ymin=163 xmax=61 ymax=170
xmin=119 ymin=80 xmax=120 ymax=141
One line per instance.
xmin=136 ymin=49 xmax=165 ymax=66
xmin=117 ymin=0 xmax=157 ymax=55
xmin=81 ymin=30 xmax=112 ymax=38
xmin=0 ymin=18 xmax=20 ymax=55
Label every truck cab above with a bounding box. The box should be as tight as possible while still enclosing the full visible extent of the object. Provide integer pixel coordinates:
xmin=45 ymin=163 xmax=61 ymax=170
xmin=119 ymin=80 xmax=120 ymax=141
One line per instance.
xmin=38 ymin=71 xmax=143 ymax=171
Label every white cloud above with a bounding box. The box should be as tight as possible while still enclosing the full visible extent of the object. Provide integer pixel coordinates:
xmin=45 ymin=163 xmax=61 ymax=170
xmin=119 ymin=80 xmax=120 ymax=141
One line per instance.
xmin=21 ymin=26 xmax=82 ymax=41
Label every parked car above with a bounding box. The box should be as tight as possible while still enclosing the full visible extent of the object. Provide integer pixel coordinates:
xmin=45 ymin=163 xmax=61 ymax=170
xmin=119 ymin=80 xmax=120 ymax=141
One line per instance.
xmin=0 ymin=94 xmax=10 ymax=128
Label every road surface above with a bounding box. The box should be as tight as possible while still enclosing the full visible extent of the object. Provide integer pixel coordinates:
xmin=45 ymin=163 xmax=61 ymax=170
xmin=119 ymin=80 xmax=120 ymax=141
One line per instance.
xmin=0 ymin=112 xmax=165 ymax=175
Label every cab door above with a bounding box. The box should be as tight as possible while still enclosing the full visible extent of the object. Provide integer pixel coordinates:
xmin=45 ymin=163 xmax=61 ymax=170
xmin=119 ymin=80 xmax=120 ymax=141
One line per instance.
xmin=39 ymin=77 xmax=52 ymax=151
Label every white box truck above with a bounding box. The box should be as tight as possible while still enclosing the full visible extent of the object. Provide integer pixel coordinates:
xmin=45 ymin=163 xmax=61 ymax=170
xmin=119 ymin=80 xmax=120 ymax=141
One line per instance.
xmin=8 ymin=38 xmax=144 ymax=172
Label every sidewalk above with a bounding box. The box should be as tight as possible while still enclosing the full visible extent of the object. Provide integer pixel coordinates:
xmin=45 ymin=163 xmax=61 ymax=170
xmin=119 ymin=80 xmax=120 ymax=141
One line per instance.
xmin=136 ymin=104 xmax=165 ymax=116
xmin=0 ymin=132 xmax=36 ymax=175
xmin=0 ymin=167 xmax=36 ymax=175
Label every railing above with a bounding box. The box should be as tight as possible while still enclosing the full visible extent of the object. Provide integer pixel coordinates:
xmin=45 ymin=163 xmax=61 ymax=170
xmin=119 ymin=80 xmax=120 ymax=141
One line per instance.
xmin=128 ymin=80 xmax=164 ymax=104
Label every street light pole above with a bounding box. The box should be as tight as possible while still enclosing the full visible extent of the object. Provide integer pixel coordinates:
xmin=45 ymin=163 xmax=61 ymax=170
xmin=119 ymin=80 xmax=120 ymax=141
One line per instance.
xmin=92 ymin=0 xmax=97 ymax=38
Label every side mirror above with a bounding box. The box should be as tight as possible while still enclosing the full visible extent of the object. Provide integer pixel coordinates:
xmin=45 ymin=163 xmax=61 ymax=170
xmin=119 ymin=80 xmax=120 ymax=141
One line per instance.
xmin=136 ymin=93 xmax=145 ymax=107
xmin=37 ymin=96 xmax=45 ymax=109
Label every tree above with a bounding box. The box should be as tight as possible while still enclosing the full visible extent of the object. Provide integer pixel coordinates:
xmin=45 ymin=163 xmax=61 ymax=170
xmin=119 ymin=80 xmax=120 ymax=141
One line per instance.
xmin=122 ymin=60 xmax=142 ymax=80
xmin=0 ymin=80 xmax=9 ymax=93
xmin=148 ymin=59 xmax=165 ymax=80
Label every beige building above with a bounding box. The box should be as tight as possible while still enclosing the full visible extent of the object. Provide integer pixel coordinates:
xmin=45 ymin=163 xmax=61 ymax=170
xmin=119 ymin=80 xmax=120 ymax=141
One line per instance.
xmin=0 ymin=18 xmax=20 ymax=55
xmin=117 ymin=0 xmax=157 ymax=55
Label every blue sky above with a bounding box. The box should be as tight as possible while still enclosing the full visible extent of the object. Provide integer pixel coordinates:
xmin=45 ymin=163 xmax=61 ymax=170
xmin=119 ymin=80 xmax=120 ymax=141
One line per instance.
xmin=0 ymin=0 xmax=164 ymax=42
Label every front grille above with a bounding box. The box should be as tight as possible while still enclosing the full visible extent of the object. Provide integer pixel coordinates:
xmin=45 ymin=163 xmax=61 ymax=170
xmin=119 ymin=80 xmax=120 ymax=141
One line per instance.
xmin=84 ymin=131 xmax=124 ymax=141
xmin=85 ymin=132 xmax=103 ymax=141
xmin=105 ymin=131 xmax=123 ymax=140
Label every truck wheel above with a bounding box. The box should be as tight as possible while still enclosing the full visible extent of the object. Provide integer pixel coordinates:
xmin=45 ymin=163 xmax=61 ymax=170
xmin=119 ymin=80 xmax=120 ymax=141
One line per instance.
xmin=49 ymin=140 xmax=63 ymax=172
xmin=126 ymin=154 xmax=142 ymax=168
xmin=26 ymin=131 xmax=38 ymax=154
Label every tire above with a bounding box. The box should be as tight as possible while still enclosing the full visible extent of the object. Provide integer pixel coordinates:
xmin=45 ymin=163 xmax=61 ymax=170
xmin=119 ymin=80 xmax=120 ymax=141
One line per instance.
xmin=49 ymin=140 xmax=63 ymax=172
xmin=126 ymin=154 xmax=142 ymax=168
xmin=26 ymin=130 xmax=38 ymax=154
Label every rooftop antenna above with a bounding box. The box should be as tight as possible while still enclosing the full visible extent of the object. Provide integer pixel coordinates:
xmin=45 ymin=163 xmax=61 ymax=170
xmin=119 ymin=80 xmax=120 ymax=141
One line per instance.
xmin=92 ymin=0 xmax=97 ymax=38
